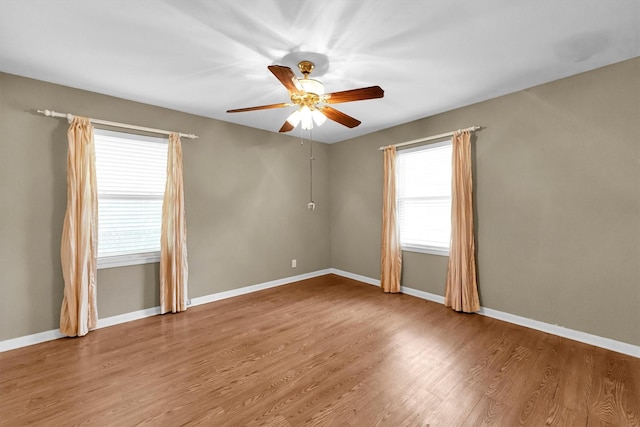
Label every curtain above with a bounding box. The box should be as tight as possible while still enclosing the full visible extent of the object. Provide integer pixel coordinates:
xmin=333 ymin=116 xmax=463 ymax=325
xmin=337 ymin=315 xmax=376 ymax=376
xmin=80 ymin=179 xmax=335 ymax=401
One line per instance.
xmin=60 ymin=117 xmax=98 ymax=337
xmin=160 ymin=132 xmax=188 ymax=314
xmin=445 ymin=131 xmax=480 ymax=312
xmin=380 ymin=145 xmax=402 ymax=293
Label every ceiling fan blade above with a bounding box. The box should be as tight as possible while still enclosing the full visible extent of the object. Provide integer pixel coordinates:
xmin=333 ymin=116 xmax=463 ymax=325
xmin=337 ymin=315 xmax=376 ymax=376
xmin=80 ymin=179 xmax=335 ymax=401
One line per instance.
xmin=279 ymin=120 xmax=294 ymax=133
xmin=226 ymin=102 xmax=291 ymax=113
xmin=318 ymin=106 xmax=361 ymax=128
xmin=268 ymin=65 xmax=303 ymax=94
xmin=324 ymin=86 xmax=384 ymax=104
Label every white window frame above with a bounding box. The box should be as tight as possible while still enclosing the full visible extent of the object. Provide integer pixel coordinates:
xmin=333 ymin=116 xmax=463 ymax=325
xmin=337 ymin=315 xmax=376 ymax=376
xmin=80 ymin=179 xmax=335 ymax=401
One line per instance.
xmin=93 ymin=129 xmax=167 ymax=269
xmin=396 ymin=140 xmax=452 ymax=257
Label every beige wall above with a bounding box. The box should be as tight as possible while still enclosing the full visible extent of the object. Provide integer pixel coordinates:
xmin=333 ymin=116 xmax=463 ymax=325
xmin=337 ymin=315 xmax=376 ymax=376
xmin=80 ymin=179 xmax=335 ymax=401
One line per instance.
xmin=2 ymin=58 xmax=638 ymax=347
xmin=329 ymin=58 xmax=640 ymax=346
xmin=0 ymin=73 xmax=331 ymax=340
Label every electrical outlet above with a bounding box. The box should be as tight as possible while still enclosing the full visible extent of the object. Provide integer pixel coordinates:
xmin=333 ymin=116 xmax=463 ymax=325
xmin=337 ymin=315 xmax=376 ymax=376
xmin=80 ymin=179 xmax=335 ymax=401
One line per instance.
xmin=292 ymin=259 xmax=297 ymax=268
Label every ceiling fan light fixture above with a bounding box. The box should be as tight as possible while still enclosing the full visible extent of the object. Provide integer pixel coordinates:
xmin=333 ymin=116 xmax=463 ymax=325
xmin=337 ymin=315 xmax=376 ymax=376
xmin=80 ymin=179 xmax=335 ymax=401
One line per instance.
xmin=286 ymin=109 xmax=301 ymax=127
xmin=300 ymin=106 xmax=313 ymax=130
xmin=287 ymin=107 xmax=326 ymax=130
xmin=312 ymin=109 xmax=327 ymax=126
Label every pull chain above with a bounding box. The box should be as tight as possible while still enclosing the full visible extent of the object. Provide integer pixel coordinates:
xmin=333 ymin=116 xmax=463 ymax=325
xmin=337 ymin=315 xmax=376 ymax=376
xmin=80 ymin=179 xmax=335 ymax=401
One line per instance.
xmin=299 ymin=126 xmax=316 ymax=210
xmin=308 ymin=128 xmax=315 ymax=210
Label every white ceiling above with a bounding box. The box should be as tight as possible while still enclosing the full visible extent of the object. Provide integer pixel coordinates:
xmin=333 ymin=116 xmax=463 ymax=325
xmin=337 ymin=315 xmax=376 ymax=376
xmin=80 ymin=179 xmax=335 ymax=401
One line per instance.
xmin=1 ymin=1 xmax=638 ymax=143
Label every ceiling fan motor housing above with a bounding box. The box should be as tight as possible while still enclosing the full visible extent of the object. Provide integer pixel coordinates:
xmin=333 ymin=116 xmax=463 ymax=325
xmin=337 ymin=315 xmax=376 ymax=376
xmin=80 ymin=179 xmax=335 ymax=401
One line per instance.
xmin=290 ymin=61 xmax=325 ymax=108
xmin=291 ymin=81 xmax=324 ymax=106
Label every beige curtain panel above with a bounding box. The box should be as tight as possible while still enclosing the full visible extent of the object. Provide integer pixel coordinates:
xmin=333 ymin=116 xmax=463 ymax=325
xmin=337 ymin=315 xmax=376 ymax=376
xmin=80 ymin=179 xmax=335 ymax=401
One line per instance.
xmin=60 ymin=117 xmax=99 ymax=336
xmin=160 ymin=132 xmax=189 ymax=314
xmin=445 ymin=131 xmax=480 ymax=312
xmin=380 ymin=145 xmax=402 ymax=293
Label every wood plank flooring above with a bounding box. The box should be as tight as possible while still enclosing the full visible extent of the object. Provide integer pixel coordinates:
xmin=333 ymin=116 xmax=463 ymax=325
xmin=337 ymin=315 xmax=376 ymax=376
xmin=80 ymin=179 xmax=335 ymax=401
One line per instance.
xmin=1 ymin=274 xmax=638 ymax=426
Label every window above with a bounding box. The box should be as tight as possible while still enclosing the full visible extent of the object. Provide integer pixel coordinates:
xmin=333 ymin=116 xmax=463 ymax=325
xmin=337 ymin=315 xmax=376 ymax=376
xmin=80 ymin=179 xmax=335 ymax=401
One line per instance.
xmin=94 ymin=129 xmax=167 ymax=268
xmin=396 ymin=140 xmax=452 ymax=256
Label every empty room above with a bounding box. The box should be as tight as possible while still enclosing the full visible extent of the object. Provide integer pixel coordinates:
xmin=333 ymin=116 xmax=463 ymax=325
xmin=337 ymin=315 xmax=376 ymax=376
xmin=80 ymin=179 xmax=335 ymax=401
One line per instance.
xmin=0 ymin=1 xmax=638 ymax=425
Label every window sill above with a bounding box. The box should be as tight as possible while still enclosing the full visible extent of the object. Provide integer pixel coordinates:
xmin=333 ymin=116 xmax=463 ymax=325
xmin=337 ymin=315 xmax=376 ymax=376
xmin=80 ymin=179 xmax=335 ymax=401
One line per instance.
xmin=401 ymin=245 xmax=449 ymax=257
xmin=97 ymin=252 xmax=160 ymax=269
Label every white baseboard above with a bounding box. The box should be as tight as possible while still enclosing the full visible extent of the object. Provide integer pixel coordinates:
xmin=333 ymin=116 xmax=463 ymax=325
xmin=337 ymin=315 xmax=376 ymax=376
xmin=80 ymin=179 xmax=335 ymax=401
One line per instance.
xmin=329 ymin=268 xmax=447 ymax=305
xmin=477 ymin=307 xmax=640 ymax=358
xmin=328 ymin=268 xmax=380 ymax=286
xmin=399 ymin=286 xmax=446 ymax=305
xmin=96 ymin=306 xmax=162 ymax=329
xmin=3 ymin=269 xmax=638 ymax=358
xmin=0 ymin=329 xmax=67 ymax=353
xmin=0 ymin=269 xmax=333 ymax=353
xmin=190 ymin=269 xmax=332 ymax=307
xmin=329 ymin=269 xmax=639 ymax=358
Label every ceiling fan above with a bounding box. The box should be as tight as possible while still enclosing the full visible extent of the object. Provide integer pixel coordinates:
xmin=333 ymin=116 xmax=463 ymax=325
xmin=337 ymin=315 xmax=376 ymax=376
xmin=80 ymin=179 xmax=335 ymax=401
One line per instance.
xmin=227 ymin=60 xmax=384 ymax=133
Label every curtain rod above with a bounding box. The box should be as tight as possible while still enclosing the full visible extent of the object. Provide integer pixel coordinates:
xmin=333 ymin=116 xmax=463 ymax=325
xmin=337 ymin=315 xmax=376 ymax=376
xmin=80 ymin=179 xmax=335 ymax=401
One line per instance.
xmin=37 ymin=109 xmax=198 ymax=140
xmin=377 ymin=125 xmax=482 ymax=151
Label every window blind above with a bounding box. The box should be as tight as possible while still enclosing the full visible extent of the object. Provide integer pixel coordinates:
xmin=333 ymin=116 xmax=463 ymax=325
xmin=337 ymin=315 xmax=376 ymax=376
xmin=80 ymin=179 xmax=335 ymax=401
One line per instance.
xmin=396 ymin=140 xmax=452 ymax=254
xmin=94 ymin=129 xmax=167 ymax=259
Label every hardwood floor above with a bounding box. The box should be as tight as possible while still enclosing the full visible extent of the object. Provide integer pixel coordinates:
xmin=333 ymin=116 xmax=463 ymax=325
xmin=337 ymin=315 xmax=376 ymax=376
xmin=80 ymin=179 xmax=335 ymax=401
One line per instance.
xmin=1 ymin=274 xmax=638 ymax=426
